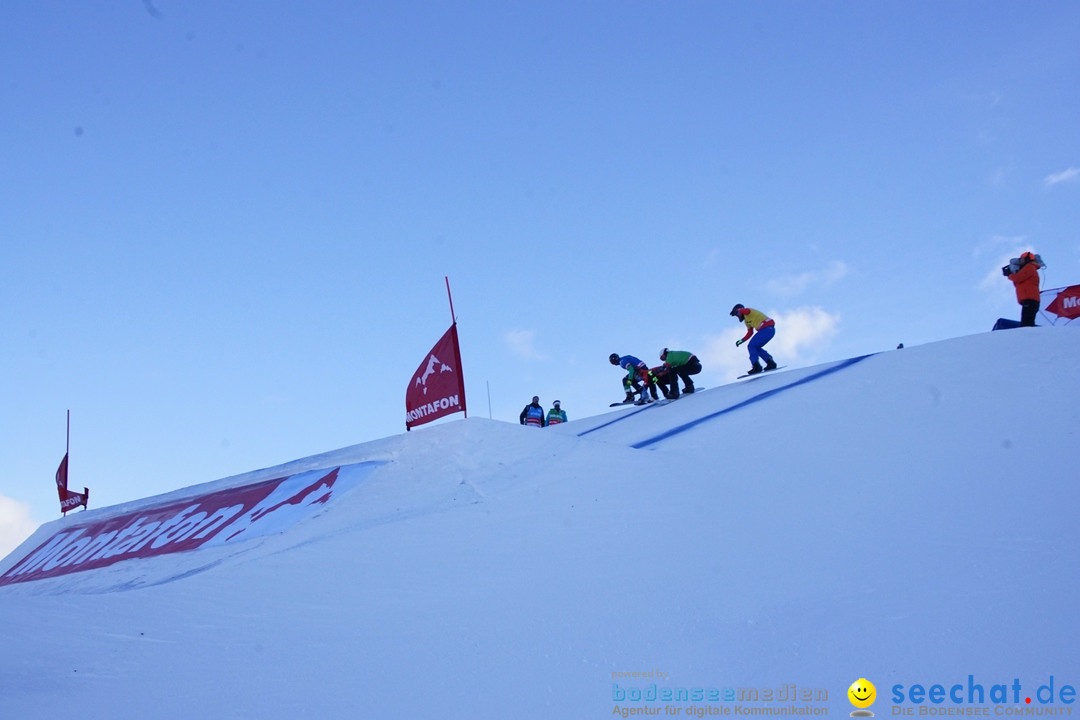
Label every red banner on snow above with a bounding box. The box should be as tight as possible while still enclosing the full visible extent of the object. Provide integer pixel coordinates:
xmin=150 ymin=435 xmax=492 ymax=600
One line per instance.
xmin=55 ymin=453 xmax=89 ymax=515
xmin=405 ymin=324 xmax=466 ymax=430
xmin=2 ymin=463 xmax=380 ymax=587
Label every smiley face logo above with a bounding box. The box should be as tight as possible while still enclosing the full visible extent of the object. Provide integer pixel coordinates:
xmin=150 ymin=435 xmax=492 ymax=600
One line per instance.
xmin=848 ymin=678 xmax=876 ymax=709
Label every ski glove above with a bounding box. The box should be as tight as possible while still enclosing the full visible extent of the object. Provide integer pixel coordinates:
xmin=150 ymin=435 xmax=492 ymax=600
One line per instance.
xmin=735 ymin=339 xmax=744 ymax=347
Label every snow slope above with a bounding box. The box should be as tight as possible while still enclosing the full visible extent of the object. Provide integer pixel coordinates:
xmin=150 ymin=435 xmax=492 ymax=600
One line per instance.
xmin=1 ymin=328 xmax=1078 ymax=719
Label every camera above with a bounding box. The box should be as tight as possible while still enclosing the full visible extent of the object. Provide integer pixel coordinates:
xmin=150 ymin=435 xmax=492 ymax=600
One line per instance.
xmin=1001 ymin=265 xmax=1013 ymax=277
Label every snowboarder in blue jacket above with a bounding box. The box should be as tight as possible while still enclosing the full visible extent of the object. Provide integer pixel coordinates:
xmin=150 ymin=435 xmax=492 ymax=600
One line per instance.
xmin=609 ymin=353 xmax=655 ymax=404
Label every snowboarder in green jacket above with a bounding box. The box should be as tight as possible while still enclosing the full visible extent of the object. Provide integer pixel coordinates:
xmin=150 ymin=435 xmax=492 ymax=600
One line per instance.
xmin=660 ymin=349 xmax=702 ymax=399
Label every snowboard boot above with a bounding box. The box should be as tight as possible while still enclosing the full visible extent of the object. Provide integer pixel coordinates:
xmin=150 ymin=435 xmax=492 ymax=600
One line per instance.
xmin=683 ymin=384 xmax=695 ymax=394
xmin=746 ymin=363 xmax=763 ymax=376
xmin=764 ymin=360 xmax=777 ymax=372
xmin=623 ymin=391 xmax=635 ymax=404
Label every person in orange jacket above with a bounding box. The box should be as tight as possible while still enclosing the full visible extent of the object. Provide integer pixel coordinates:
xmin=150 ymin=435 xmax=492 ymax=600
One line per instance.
xmin=730 ymin=304 xmax=777 ymax=375
xmin=1003 ymin=251 xmax=1044 ymax=327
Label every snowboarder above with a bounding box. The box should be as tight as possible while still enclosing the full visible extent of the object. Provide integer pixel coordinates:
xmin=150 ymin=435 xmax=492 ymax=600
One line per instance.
xmin=730 ymin=304 xmax=777 ymax=376
xmin=519 ymin=396 xmax=546 ymax=427
xmin=609 ymin=353 xmax=655 ymax=404
xmin=1003 ymin=251 xmax=1045 ymax=327
xmin=546 ymin=400 xmax=567 ymax=426
xmin=649 ymin=364 xmax=675 ymax=400
xmin=660 ymin=348 xmax=702 ymax=398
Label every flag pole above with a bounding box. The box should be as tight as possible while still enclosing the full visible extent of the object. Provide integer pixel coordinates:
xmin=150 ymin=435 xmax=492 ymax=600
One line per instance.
xmin=444 ymin=276 xmax=467 ymax=418
xmin=62 ymin=411 xmax=69 ymax=516
xmin=65 ymin=410 xmax=89 ymax=513
xmin=445 ymin=276 xmax=456 ymax=325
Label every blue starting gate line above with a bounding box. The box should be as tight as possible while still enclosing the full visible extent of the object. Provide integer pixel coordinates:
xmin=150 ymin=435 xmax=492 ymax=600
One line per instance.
xmin=630 ymin=354 xmax=876 ymax=449
xmin=576 ymin=401 xmax=661 ymax=437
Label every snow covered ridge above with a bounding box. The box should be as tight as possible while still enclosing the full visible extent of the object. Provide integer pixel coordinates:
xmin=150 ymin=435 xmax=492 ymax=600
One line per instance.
xmin=0 ymin=329 xmax=1077 ymax=718
xmin=0 ymin=462 xmax=382 ymax=587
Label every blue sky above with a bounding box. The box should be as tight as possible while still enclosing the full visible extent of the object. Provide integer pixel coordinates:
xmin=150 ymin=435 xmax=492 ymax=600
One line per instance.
xmin=2 ymin=1 xmax=1078 ymax=532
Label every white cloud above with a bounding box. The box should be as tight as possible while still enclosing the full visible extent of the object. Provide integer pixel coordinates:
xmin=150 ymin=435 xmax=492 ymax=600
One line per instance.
xmin=1044 ymin=167 xmax=1079 ymax=187
xmin=770 ymin=307 xmax=842 ymax=359
xmin=504 ymin=330 xmax=548 ymax=361
xmin=764 ymin=261 xmax=850 ymax=297
xmin=700 ymin=332 xmax=751 ymax=380
xmin=975 ymin=235 xmax=1025 ymax=255
xmin=976 ymin=240 xmax=1041 ymax=293
xmin=700 ymin=306 xmax=841 ymax=380
xmin=0 ymin=495 xmax=39 ymax=559
xmin=974 ymin=234 xmax=1028 ymax=261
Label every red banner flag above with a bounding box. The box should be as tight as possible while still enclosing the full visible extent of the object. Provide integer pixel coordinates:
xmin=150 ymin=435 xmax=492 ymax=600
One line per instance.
xmin=55 ymin=453 xmax=89 ymax=514
xmin=405 ymin=324 xmax=466 ymax=430
xmin=1043 ymin=284 xmax=1080 ymax=323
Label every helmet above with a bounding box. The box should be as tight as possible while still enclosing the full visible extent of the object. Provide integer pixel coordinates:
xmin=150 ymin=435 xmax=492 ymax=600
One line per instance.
xmin=609 ymin=353 xmax=620 ymax=365
xmin=660 ymin=348 xmax=668 ymax=360
xmin=730 ymin=303 xmax=745 ymax=318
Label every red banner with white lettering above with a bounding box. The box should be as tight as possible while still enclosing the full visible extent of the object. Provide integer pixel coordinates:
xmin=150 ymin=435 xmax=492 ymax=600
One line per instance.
xmin=55 ymin=453 xmax=89 ymax=514
xmin=1040 ymin=284 xmax=1080 ymax=325
xmin=405 ymin=324 xmax=466 ymax=430
xmin=3 ymin=462 xmax=381 ymax=587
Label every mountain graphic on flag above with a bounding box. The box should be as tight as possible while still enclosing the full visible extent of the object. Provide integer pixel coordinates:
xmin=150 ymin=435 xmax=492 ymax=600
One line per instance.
xmin=415 ymin=354 xmax=454 ymax=396
xmin=405 ymin=324 xmax=466 ymax=430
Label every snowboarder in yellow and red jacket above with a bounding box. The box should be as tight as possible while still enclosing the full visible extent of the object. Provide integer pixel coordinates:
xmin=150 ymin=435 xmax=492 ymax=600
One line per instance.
xmin=730 ymin=304 xmax=778 ymax=376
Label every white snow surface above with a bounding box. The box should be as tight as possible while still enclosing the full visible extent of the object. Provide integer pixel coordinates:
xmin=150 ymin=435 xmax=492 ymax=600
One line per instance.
xmin=1 ymin=328 xmax=1078 ymax=719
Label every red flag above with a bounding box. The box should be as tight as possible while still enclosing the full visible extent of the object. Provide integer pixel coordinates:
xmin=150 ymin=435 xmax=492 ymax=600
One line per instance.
xmin=405 ymin=324 xmax=466 ymax=430
xmin=55 ymin=453 xmax=89 ymax=514
xmin=1045 ymin=284 xmax=1080 ymax=321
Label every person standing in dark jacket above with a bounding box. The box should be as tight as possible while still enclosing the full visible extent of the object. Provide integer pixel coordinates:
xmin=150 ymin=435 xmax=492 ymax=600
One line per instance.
xmin=520 ymin=396 xmax=546 ymax=427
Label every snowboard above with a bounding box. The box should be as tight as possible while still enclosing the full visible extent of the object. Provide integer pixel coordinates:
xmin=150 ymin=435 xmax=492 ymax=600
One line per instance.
xmin=609 ymin=397 xmax=659 ymax=407
xmin=613 ymin=388 xmax=706 ymax=407
xmin=737 ymin=366 xmax=786 ymax=380
xmin=655 ymin=388 xmax=705 ymax=404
